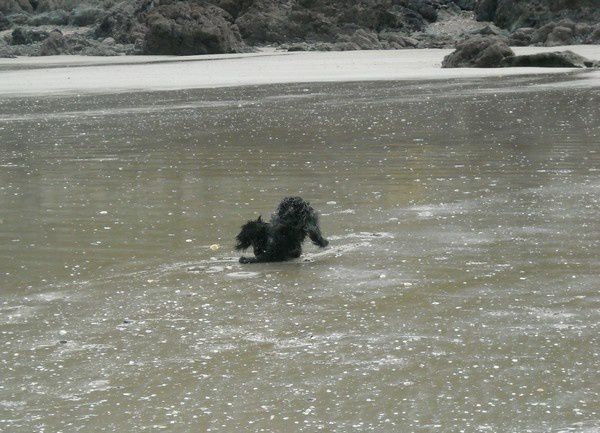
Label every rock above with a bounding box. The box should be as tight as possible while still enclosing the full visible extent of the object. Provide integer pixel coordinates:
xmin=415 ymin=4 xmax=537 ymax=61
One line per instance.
xmin=0 ymin=12 xmax=10 ymax=31
xmin=573 ymin=22 xmax=590 ymax=38
xmin=287 ymin=44 xmax=307 ymax=51
xmin=449 ymin=0 xmax=476 ymax=10
xmin=4 ymin=0 xmax=600 ymax=57
xmin=555 ymin=19 xmax=575 ymax=30
xmin=11 ymin=26 xmax=49 ymax=45
xmin=39 ymin=30 xmax=133 ymax=56
xmin=0 ymin=44 xmax=17 ymax=58
xmin=0 ymin=0 xmax=33 ymax=14
xmin=475 ymin=0 xmax=600 ymax=32
xmin=407 ymin=0 xmax=439 ymax=22
xmin=588 ymin=24 xmax=600 ymax=44
xmin=474 ymin=0 xmax=497 ymax=22
xmin=235 ymin=0 xmax=432 ymax=46
xmin=508 ymin=26 xmax=534 ymax=46
xmin=471 ymin=24 xmax=504 ymax=36
xmin=332 ymin=41 xmax=361 ymax=51
xmin=501 ymin=50 xmax=595 ymax=68
xmin=94 ymin=0 xmax=150 ymax=45
xmin=379 ymin=31 xmax=418 ymax=48
xmin=39 ymin=29 xmax=65 ymax=55
xmin=0 ymin=40 xmax=37 ymax=55
xmin=143 ymin=2 xmax=244 ymax=55
xmin=71 ymin=6 xmax=105 ymax=27
xmin=349 ymin=28 xmax=380 ymax=49
xmin=530 ymin=22 xmax=556 ymax=44
xmin=442 ymin=36 xmax=514 ymax=68
xmin=6 ymin=12 xmax=30 ymax=25
xmin=235 ymin=5 xmax=299 ymax=44
xmin=545 ymin=25 xmax=573 ymax=46
xmin=212 ymin=0 xmax=254 ymax=19
xmin=27 ymin=9 xmax=70 ymax=26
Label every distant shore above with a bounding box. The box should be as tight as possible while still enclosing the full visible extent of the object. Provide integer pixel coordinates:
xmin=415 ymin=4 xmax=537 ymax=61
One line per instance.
xmin=2 ymin=46 xmax=600 ymax=97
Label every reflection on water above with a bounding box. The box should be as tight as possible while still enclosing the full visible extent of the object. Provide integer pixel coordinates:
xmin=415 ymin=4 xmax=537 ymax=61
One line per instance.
xmin=1 ymin=76 xmax=599 ymax=432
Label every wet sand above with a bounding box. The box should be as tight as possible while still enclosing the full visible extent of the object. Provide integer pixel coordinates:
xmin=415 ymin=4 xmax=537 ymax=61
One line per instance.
xmin=0 ymin=56 xmax=599 ymax=432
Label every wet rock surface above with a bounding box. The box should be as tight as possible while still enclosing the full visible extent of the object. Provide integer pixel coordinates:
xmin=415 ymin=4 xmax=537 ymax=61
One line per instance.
xmin=443 ymin=38 xmax=599 ymax=69
xmin=500 ymin=50 xmax=598 ymax=68
xmin=441 ymin=35 xmax=513 ymax=67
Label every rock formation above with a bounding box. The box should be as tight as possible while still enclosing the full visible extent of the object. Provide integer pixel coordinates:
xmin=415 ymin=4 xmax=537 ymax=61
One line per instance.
xmin=442 ymin=36 xmax=599 ymax=69
xmin=441 ymin=35 xmax=513 ymax=67
xmin=474 ymin=0 xmax=600 ymax=46
xmin=500 ymin=50 xmax=598 ymax=68
xmin=143 ymin=2 xmax=244 ymax=55
xmin=0 ymin=0 xmax=599 ymax=56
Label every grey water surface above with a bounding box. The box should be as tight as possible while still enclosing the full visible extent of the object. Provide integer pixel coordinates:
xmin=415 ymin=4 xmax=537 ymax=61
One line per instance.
xmin=1 ymin=75 xmax=599 ymax=432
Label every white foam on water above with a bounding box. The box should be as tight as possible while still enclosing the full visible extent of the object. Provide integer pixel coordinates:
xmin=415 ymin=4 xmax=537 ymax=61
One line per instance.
xmin=31 ymin=291 xmax=71 ymax=302
xmin=328 ymin=232 xmax=395 ymax=241
xmin=87 ymin=380 xmax=111 ymax=392
xmin=302 ymin=241 xmax=372 ymax=261
xmin=0 ymin=305 xmax=39 ymax=324
xmin=225 ymin=271 xmax=260 ymax=279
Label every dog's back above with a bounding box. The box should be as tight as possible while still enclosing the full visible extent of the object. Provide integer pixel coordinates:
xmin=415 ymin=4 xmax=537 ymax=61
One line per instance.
xmin=273 ymin=196 xmax=315 ymax=227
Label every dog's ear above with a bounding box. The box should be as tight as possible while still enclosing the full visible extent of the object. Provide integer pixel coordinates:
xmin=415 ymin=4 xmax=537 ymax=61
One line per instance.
xmin=235 ymin=231 xmax=251 ymax=251
xmin=256 ymin=215 xmax=262 ymax=222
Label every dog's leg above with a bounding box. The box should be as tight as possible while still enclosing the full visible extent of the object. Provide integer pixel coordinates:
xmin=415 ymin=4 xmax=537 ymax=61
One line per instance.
xmin=288 ymin=247 xmax=302 ymax=259
xmin=308 ymin=226 xmax=329 ymax=248
xmin=239 ymin=256 xmax=259 ymax=264
xmin=239 ymin=253 xmax=281 ymax=264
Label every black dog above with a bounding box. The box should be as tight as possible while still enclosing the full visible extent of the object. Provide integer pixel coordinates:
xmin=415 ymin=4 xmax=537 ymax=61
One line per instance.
xmin=235 ymin=197 xmax=329 ymax=263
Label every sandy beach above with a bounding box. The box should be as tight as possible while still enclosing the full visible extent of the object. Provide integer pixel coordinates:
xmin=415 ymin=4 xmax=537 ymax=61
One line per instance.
xmin=1 ymin=46 xmax=600 ymax=96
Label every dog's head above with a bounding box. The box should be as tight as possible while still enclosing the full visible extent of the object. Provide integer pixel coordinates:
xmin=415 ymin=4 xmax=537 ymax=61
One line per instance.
xmin=235 ymin=216 xmax=269 ymax=254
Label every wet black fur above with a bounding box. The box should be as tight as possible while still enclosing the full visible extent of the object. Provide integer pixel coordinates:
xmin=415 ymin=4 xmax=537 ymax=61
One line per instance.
xmin=235 ymin=197 xmax=329 ymax=263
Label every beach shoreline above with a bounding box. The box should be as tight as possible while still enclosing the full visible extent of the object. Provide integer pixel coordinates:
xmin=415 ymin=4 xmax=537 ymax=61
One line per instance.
xmin=1 ymin=46 xmax=600 ymax=96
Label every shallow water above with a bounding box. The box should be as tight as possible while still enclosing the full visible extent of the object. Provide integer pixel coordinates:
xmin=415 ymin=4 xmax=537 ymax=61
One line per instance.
xmin=1 ymin=75 xmax=599 ymax=432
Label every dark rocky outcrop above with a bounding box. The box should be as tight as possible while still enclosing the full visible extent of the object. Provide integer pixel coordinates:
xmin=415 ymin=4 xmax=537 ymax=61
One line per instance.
xmin=6 ymin=12 xmax=30 ymax=25
xmin=444 ymin=38 xmax=599 ymax=69
xmin=10 ymin=26 xmax=49 ymax=44
xmin=441 ymin=35 xmax=513 ymax=67
xmin=142 ymin=2 xmax=244 ymax=55
xmin=507 ymin=26 xmax=534 ymax=46
xmin=93 ymin=0 xmax=151 ymax=45
xmin=0 ymin=0 xmax=34 ymax=14
xmin=473 ymin=0 xmax=496 ymax=22
xmin=500 ymin=50 xmax=597 ymax=68
xmin=71 ymin=6 xmax=105 ymax=27
xmin=27 ymin=9 xmax=70 ymax=26
xmin=450 ymin=0 xmax=476 ymax=9
xmin=0 ymin=12 xmax=10 ymax=31
xmin=1 ymin=0 xmax=599 ymax=57
xmin=39 ymin=29 xmax=65 ymax=55
xmin=234 ymin=0 xmax=433 ymax=46
xmin=474 ymin=0 xmax=600 ymax=33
